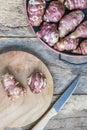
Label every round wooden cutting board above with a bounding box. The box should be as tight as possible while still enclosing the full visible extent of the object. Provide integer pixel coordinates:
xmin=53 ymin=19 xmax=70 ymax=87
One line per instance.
xmin=0 ymin=51 xmax=53 ymax=130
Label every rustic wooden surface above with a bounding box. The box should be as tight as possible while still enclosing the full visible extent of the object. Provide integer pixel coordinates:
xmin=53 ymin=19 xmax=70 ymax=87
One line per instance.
xmin=0 ymin=0 xmax=87 ymax=130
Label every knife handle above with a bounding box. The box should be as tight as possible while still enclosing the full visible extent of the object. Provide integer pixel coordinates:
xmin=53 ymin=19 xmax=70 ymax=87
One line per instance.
xmin=31 ymin=108 xmax=57 ymax=130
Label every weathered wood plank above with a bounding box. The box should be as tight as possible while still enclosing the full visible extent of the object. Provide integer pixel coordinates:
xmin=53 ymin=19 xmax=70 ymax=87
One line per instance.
xmin=0 ymin=38 xmax=87 ymax=94
xmin=7 ymin=95 xmax=87 ymax=130
xmin=0 ymin=0 xmax=87 ymax=130
xmin=0 ymin=25 xmax=35 ymax=37
xmin=44 ymin=95 xmax=87 ymax=130
xmin=0 ymin=0 xmax=35 ymax=37
xmin=44 ymin=116 xmax=87 ymax=130
xmin=0 ymin=0 xmax=87 ymax=66
xmin=0 ymin=37 xmax=87 ymax=69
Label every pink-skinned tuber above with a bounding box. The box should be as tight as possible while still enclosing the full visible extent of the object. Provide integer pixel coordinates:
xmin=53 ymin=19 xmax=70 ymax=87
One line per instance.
xmin=1 ymin=73 xmax=26 ymax=101
xmin=73 ymin=40 xmax=87 ymax=55
xmin=27 ymin=72 xmax=47 ymax=94
xmin=28 ymin=0 xmax=46 ymax=26
xmin=37 ymin=22 xmax=59 ymax=46
xmin=54 ymin=36 xmax=79 ymax=51
xmin=44 ymin=0 xmax=65 ymax=22
xmin=64 ymin=0 xmax=87 ymax=10
xmin=58 ymin=10 xmax=85 ymax=38
xmin=69 ymin=21 xmax=87 ymax=39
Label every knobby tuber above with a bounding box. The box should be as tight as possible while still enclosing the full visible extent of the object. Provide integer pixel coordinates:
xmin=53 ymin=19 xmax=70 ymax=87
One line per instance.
xmin=1 ymin=73 xmax=26 ymax=101
xmin=65 ymin=0 xmax=87 ymax=10
xmin=27 ymin=72 xmax=47 ymax=94
xmin=44 ymin=0 xmax=65 ymax=22
xmin=28 ymin=0 xmax=46 ymax=26
xmin=58 ymin=10 xmax=85 ymax=38
xmin=70 ymin=21 xmax=87 ymax=39
xmin=54 ymin=36 xmax=79 ymax=51
xmin=37 ymin=22 xmax=59 ymax=46
xmin=73 ymin=40 xmax=87 ymax=55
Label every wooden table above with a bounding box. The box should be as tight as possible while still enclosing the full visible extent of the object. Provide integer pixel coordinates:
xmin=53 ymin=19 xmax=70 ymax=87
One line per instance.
xmin=0 ymin=0 xmax=87 ymax=130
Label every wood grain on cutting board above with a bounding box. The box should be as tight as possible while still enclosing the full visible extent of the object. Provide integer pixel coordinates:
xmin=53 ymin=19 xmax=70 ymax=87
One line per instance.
xmin=0 ymin=51 xmax=53 ymax=129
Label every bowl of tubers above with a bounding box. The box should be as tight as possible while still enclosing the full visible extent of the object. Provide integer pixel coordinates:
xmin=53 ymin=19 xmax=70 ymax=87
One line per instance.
xmin=25 ymin=0 xmax=87 ymax=61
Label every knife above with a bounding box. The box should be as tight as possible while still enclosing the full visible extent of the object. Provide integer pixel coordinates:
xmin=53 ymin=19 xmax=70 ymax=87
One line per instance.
xmin=31 ymin=75 xmax=80 ymax=130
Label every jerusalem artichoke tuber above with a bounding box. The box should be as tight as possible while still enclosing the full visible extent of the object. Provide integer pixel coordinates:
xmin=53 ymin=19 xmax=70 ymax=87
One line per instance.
xmin=1 ymin=73 xmax=26 ymax=101
xmin=73 ymin=40 xmax=87 ymax=55
xmin=54 ymin=36 xmax=79 ymax=51
xmin=44 ymin=0 xmax=65 ymax=22
xmin=58 ymin=10 xmax=85 ymax=38
xmin=28 ymin=0 xmax=46 ymax=26
xmin=37 ymin=22 xmax=59 ymax=46
xmin=65 ymin=0 xmax=87 ymax=10
xmin=27 ymin=72 xmax=47 ymax=94
xmin=70 ymin=21 xmax=87 ymax=39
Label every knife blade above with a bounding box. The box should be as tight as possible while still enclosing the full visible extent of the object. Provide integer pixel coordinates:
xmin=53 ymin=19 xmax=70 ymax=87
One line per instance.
xmin=31 ymin=75 xmax=80 ymax=130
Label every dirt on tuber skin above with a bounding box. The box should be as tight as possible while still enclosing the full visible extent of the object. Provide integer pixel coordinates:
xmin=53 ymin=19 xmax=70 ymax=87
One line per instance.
xmin=28 ymin=0 xmax=46 ymax=26
xmin=44 ymin=0 xmax=65 ymax=23
xmin=1 ymin=73 xmax=26 ymax=101
xmin=73 ymin=40 xmax=87 ymax=55
xmin=37 ymin=22 xmax=59 ymax=46
xmin=27 ymin=72 xmax=47 ymax=94
xmin=69 ymin=21 xmax=87 ymax=39
xmin=58 ymin=10 xmax=85 ymax=38
xmin=64 ymin=0 xmax=87 ymax=10
xmin=54 ymin=36 xmax=79 ymax=51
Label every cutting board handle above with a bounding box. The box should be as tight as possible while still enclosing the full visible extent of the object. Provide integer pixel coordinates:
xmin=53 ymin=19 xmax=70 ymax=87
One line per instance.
xmin=31 ymin=108 xmax=57 ymax=130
